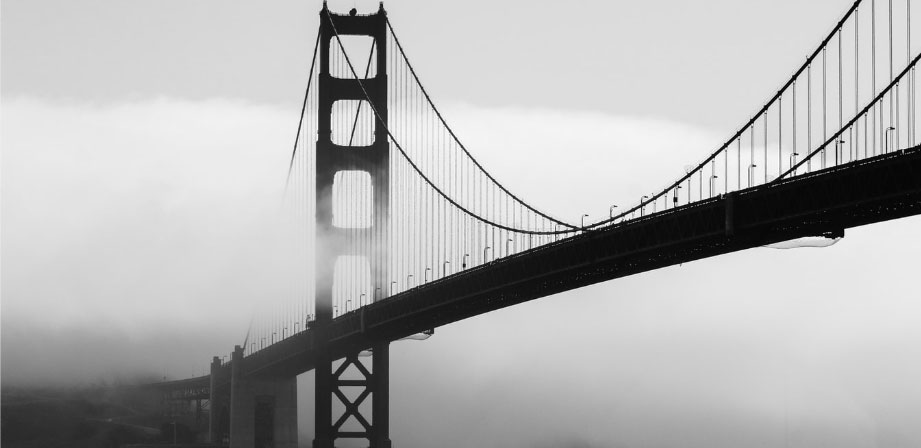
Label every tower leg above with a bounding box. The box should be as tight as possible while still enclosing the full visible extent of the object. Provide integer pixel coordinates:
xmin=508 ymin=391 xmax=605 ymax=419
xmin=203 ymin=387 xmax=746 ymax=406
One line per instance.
xmin=370 ymin=342 xmax=392 ymax=448
xmin=313 ymin=350 xmax=334 ymax=448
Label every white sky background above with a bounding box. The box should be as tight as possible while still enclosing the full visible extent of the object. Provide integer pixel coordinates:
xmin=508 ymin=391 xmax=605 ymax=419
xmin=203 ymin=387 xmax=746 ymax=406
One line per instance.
xmin=3 ymin=0 xmax=921 ymax=447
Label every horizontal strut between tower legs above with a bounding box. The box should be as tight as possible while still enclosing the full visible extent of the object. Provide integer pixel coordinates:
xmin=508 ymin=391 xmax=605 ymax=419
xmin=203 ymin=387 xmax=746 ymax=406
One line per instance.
xmin=318 ymin=75 xmax=387 ymax=104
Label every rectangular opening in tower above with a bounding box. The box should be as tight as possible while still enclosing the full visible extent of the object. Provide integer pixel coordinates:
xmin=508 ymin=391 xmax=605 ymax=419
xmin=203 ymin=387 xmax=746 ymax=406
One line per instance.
xmin=332 ymin=255 xmax=372 ymax=316
xmin=331 ymin=100 xmax=376 ymax=146
xmin=329 ymin=35 xmax=377 ymax=79
xmin=332 ymin=170 xmax=373 ymax=228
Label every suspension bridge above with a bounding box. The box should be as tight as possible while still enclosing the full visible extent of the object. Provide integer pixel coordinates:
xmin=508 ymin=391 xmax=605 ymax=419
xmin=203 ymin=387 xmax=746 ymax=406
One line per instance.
xmin=143 ymin=1 xmax=921 ymax=446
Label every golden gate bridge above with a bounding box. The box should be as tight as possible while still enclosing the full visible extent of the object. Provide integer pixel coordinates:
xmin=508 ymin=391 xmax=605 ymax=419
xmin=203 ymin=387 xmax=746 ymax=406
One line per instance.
xmin=142 ymin=1 xmax=921 ymax=446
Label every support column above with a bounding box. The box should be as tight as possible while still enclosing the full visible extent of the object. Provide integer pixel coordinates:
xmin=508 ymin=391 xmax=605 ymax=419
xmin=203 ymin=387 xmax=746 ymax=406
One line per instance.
xmin=210 ymin=356 xmax=227 ymax=445
xmin=313 ymin=349 xmax=333 ymax=448
xmin=370 ymin=342 xmax=392 ymax=448
xmin=229 ymin=345 xmax=298 ymax=448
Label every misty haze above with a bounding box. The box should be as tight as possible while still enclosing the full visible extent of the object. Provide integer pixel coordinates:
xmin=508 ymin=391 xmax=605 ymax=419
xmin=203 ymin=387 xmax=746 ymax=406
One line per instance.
xmin=3 ymin=1 xmax=921 ymax=448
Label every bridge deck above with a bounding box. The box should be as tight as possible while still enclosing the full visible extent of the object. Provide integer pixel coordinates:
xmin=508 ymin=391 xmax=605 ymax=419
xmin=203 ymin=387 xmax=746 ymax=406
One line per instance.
xmin=196 ymin=146 xmax=921 ymax=387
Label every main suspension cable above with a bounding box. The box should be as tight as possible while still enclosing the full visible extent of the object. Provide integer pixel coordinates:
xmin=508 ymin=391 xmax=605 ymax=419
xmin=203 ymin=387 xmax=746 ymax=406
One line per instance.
xmin=385 ymin=17 xmax=578 ymax=231
xmin=325 ymin=10 xmax=578 ymax=236
xmin=285 ymin=31 xmax=321 ymax=194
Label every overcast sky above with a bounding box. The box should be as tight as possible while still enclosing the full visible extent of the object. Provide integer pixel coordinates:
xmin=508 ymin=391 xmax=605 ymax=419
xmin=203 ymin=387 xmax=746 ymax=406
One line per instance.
xmin=3 ymin=0 xmax=921 ymax=447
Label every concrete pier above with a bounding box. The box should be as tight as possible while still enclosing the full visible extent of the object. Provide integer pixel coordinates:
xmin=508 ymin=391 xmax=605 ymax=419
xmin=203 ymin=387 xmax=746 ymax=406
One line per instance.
xmin=228 ymin=346 xmax=298 ymax=448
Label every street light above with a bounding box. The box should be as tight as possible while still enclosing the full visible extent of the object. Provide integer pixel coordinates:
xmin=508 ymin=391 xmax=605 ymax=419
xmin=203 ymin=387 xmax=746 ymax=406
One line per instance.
xmin=443 ymin=261 xmax=450 ymax=277
xmin=462 ymin=253 xmax=469 ymax=269
xmin=789 ymin=152 xmax=799 ymax=172
xmin=282 ymin=327 xmax=287 ymax=339
xmin=407 ymin=274 xmax=414 ymax=288
xmin=609 ymin=205 xmax=618 ymax=219
xmin=271 ymin=332 xmax=276 ymax=344
xmin=391 ymin=280 xmax=397 ymax=295
xmin=346 ymin=299 xmax=352 ymax=312
xmin=710 ymin=175 xmax=719 ymax=197
xmin=360 ymin=293 xmax=366 ymax=307
xmin=673 ymin=186 xmax=682 ymax=207
xmin=748 ymin=163 xmax=757 ymax=187
xmin=581 ymin=214 xmax=589 ymax=232
xmin=483 ymin=246 xmax=491 ymax=263
xmin=640 ymin=196 xmax=649 ymax=216
xmin=506 ymin=238 xmax=513 ymax=255
xmin=424 ymin=267 xmax=431 ymax=282
xmin=885 ymin=126 xmax=896 ymax=153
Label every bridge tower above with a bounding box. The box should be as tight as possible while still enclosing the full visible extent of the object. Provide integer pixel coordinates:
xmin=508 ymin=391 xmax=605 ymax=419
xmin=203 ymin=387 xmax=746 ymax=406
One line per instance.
xmin=315 ymin=3 xmax=391 ymax=448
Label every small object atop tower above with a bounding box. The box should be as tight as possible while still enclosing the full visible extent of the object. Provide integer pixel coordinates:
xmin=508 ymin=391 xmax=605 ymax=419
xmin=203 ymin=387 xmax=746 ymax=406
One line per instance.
xmin=349 ymin=8 xmax=357 ymax=16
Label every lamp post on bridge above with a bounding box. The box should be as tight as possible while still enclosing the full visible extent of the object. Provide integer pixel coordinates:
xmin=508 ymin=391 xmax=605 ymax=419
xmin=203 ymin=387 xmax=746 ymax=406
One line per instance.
xmin=640 ymin=196 xmax=649 ymax=216
xmin=581 ymin=214 xmax=589 ymax=233
xmin=260 ymin=338 xmax=265 ymax=350
xmin=463 ymin=253 xmax=469 ymax=269
xmin=483 ymin=246 xmax=491 ymax=263
xmin=506 ymin=238 xmax=513 ymax=256
xmin=609 ymin=205 xmax=618 ymax=221
xmin=360 ymin=293 xmax=366 ymax=307
xmin=886 ymin=126 xmax=896 ymax=153
xmin=407 ymin=274 xmax=413 ymax=289
xmin=374 ymin=287 xmax=381 ymax=302
xmin=748 ymin=164 xmax=757 ymax=187
xmin=424 ymin=267 xmax=431 ymax=283
xmin=391 ymin=280 xmax=397 ymax=295
xmin=710 ymin=175 xmax=719 ymax=198
xmin=673 ymin=186 xmax=681 ymax=207
xmin=271 ymin=332 xmax=276 ymax=345
xmin=443 ymin=261 xmax=450 ymax=277
xmin=789 ymin=153 xmax=799 ymax=173
xmin=835 ymin=139 xmax=846 ymax=164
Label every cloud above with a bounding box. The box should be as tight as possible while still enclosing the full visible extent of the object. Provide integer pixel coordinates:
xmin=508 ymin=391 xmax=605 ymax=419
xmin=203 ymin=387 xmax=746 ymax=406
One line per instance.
xmin=3 ymin=97 xmax=921 ymax=448
xmin=2 ymin=97 xmax=300 ymax=381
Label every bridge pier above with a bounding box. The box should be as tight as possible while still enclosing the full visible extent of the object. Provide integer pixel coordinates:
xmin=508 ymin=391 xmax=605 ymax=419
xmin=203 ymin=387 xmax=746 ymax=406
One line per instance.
xmin=228 ymin=345 xmax=298 ymax=448
xmin=210 ymin=356 xmax=230 ymax=445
